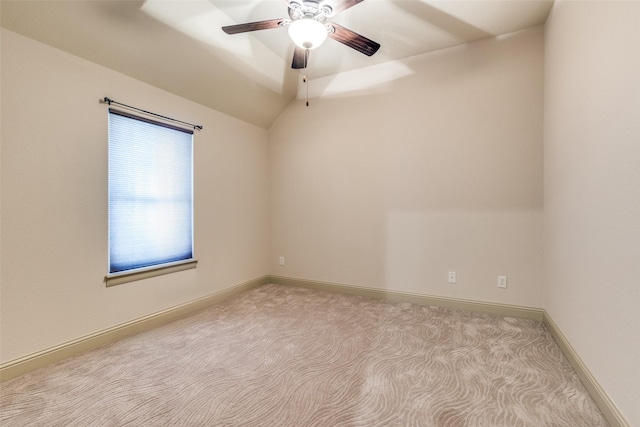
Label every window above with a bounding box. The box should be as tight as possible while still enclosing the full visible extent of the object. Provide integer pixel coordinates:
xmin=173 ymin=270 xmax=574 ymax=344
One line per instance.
xmin=106 ymin=109 xmax=196 ymax=286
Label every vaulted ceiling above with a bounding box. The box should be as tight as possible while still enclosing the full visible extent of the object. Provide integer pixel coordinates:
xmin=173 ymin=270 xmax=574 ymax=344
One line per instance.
xmin=1 ymin=0 xmax=553 ymax=128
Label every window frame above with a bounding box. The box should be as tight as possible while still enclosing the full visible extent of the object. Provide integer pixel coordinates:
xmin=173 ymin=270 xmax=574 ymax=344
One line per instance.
xmin=105 ymin=108 xmax=197 ymax=287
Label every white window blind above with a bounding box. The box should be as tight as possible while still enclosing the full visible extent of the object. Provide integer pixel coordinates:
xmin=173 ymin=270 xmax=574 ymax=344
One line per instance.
xmin=108 ymin=109 xmax=194 ymax=275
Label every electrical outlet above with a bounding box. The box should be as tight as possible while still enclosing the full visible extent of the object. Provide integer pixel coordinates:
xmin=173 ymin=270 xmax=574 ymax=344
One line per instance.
xmin=448 ymin=271 xmax=457 ymax=284
xmin=498 ymin=276 xmax=507 ymax=289
xmin=279 ymin=257 xmax=285 ymax=266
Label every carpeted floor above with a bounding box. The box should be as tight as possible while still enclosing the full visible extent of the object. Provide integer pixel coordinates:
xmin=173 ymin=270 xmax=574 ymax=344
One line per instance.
xmin=1 ymin=284 xmax=608 ymax=426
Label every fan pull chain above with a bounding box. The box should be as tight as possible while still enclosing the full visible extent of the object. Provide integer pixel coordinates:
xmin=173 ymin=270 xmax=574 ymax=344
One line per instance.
xmin=304 ymin=75 xmax=309 ymax=107
xmin=305 ymin=49 xmax=309 ymax=107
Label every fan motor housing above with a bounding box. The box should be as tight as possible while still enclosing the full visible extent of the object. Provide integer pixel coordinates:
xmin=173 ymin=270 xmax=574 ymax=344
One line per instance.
xmin=288 ymin=1 xmax=331 ymax=22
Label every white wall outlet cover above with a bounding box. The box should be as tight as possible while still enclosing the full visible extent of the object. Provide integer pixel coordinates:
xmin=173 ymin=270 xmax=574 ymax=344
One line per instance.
xmin=448 ymin=272 xmax=457 ymax=283
xmin=498 ymin=276 xmax=507 ymax=288
xmin=279 ymin=257 xmax=285 ymax=266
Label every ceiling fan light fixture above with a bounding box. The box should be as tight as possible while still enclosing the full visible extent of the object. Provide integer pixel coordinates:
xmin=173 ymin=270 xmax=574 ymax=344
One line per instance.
xmin=288 ymin=18 xmax=328 ymax=50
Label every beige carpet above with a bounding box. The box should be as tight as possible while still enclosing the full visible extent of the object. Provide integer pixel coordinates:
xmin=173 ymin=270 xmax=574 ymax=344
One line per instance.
xmin=1 ymin=284 xmax=608 ymax=426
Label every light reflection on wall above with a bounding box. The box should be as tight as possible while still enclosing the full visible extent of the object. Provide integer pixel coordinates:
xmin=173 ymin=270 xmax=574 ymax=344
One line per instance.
xmin=297 ymin=60 xmax=414 ymax=100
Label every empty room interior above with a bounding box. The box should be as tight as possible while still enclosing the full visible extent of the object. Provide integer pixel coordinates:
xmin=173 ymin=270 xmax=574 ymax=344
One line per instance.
xmin=0 ymin=0 xmax=638 ymax=426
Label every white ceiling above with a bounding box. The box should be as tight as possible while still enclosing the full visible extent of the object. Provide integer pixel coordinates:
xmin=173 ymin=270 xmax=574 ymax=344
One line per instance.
xmin=0 ymin=0 xmax=553 ymax=128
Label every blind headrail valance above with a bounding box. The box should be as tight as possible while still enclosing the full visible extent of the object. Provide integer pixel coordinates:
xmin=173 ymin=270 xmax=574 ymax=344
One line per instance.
xmin=99 ymin=97 xmax=203 ymax=131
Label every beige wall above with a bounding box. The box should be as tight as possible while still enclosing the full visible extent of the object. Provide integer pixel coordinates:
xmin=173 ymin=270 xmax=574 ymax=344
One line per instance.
xmin=0 ymin=29 xmax=270 ymax=363
xmin=269 ymin=28 xmax=544 ymax=308
xmin=2 ymin=5 xmax=638 ymax=422
xmin=543 ymin=1 xmax=640 ymax=424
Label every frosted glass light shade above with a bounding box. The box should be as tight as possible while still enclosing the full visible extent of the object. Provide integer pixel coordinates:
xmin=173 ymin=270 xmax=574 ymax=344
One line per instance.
xmin=288 ymin=18 xmax=328 ymax=50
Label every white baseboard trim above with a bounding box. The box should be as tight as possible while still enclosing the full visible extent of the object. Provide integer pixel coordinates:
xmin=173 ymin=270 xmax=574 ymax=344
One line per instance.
xmin=269 ymin=275 xmax=544 ymax=320
xmin=0 ymin=275 xmax=269 ymax=383
xmin=543 ymin=312 xmax=629 ymax=427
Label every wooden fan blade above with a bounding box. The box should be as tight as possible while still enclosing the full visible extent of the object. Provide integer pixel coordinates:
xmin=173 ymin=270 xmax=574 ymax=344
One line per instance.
xmin=292 ymin=46 xmax=309 ymax=69
xmin=330 ymin=0 xmax=365 ymax=15
xmin=328 ymin=23 xmax=380 ymax=56
xmin=222 ymin=19 xmax=283 ymax=35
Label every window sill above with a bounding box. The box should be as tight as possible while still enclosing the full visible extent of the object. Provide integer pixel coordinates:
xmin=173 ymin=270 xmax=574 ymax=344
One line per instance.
xmin=105 ymin=259 xmax=198 ymax=287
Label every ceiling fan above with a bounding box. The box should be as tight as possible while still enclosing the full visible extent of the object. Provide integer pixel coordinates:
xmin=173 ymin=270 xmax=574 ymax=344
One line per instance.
xmin=222 ymin=0 xmax=381 ymax=70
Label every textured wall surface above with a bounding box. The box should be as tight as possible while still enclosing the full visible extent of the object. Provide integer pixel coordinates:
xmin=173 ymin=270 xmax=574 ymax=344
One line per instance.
xmin=543 ymin=1 xmax=640 ymax=424
xmin=0 ymin=29 xmax=270 ymax=363
xmin=270 ymin=28 xmax=544 ymax=308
